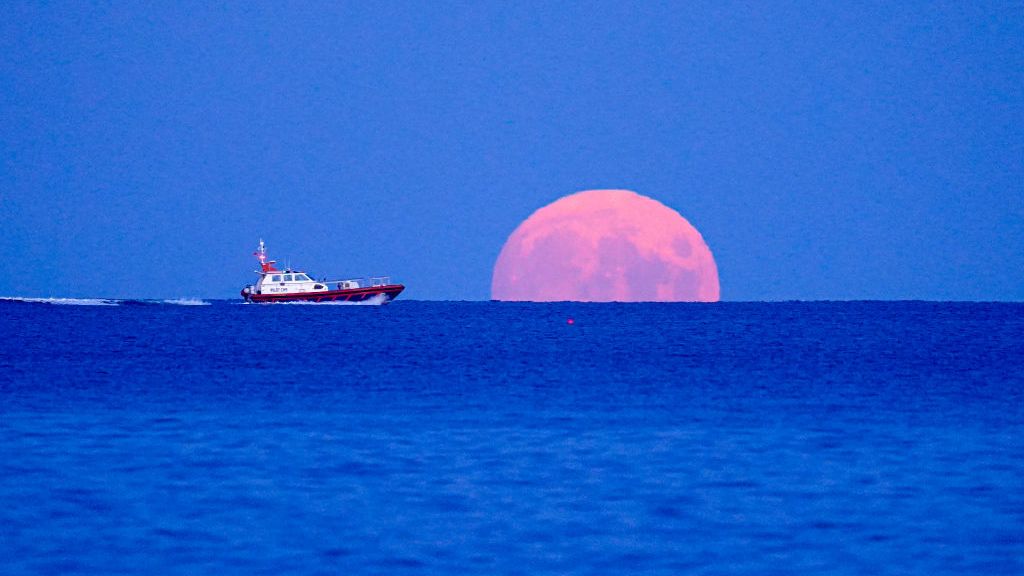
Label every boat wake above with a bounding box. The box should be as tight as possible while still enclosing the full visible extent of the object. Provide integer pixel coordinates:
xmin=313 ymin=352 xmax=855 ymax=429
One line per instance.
xmin=0 ymin=297 xmax=120 ymax=306
xmin=1 ymin=297 xmax=212 ymax=307
xmin=161 ymin=298 xmax=211 ymax=306
xmin=274 ymin=293 xmax=390 ymax=306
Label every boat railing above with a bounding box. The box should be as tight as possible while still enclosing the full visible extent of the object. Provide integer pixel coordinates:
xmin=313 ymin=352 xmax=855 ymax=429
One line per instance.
xmin=320 ymin=276 xmax=394 ymax=289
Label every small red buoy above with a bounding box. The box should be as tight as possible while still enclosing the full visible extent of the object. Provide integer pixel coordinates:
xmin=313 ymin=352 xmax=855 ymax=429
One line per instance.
xmin=567 ymin=318 xmax=575 ymax=325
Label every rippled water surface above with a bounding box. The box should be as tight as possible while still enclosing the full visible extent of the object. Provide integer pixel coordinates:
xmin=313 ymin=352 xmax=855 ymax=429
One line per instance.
xmin=1 ymin=299 xmax=1022 ymax=575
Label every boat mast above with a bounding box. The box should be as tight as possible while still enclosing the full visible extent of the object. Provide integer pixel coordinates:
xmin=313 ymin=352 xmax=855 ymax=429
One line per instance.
xmin=254 ymin=239 xmax=278 ymax=274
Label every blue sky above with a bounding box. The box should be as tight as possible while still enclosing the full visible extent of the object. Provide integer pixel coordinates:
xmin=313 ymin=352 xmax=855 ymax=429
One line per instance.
xmin=2 ymin=1 xmax=1022 ymax=300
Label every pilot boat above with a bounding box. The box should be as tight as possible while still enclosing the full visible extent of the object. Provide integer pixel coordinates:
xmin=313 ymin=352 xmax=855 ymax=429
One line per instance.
xmin=240 ymin=240 xmax=404 ymax=304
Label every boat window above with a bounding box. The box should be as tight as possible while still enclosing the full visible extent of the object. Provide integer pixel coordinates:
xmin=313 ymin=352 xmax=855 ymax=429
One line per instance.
xmin=296 ymin=274 xmax=310 ymax=281
xmin=284 ymin=274 xmax=294 ymax=281
xmin=271 ymin=275 xmax=282 ymax=282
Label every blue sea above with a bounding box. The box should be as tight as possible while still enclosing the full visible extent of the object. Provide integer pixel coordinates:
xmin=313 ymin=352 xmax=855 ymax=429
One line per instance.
xmin=1 ymin=298 xmax=1022 ymax=575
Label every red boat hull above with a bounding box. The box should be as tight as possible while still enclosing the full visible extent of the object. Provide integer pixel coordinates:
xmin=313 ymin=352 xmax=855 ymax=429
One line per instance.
xmin=242 ymin=284 xmax=404 ymax=304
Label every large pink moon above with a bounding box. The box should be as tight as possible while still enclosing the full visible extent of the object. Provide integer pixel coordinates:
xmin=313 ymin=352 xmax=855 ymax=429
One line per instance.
xmin=491 ymin=190 xmax=720 ymax=302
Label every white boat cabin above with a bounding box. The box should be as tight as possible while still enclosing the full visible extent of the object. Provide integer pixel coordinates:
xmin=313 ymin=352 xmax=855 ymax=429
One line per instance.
xmin=255 ymin=270 xmax=347 ymax=295
xmin=256 ymin=270 xmax=331 ymax=293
